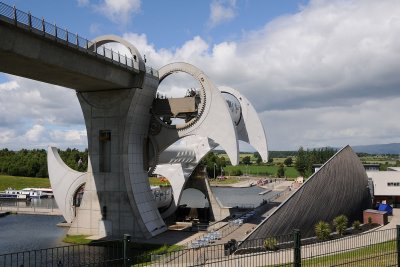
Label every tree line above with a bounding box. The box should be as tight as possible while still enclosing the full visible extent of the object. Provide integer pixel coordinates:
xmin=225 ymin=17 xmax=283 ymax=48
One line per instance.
xmin=295 ymin=147 xmax=337 ymax=178
xmin=0 ymin=148 xmax=88 ymax=178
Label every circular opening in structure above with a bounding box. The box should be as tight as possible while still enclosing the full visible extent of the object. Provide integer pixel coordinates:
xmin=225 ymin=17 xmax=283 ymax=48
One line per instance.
xmin=179 ymin=188 xmax=209 ymax=208
xmin=149 ymin=176 xmax=173 ymax=211
xmin=73 ymin=183 xmax=85 ymax=207
xmin=177 ymin=188 xmax=210 ymax=223
xmin=155 ymin=72 xmax=203 ymax=127
xmin=221 ymin=92 xmax=242 ymax=125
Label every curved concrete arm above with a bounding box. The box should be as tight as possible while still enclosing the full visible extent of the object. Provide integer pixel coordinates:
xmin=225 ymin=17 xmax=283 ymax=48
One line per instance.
xmin=47 ymin=146 xmax=87 ymax=223
xmin=220 ymin=86 xmax=268 ymax=162
xmin=89 ymin=35 xmax=145 ymax=71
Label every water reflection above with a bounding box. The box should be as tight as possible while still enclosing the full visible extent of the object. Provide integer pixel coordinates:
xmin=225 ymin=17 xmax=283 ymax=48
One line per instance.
xmin=0 ymin=214 xmax=67 ymax=254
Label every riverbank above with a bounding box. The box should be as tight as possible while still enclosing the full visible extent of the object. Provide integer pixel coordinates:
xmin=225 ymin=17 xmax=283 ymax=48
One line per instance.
xmin=0 ymin=198 xmax=61 ymax=216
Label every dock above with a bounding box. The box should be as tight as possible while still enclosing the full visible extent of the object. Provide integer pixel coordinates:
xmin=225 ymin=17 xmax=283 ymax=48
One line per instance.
xmin=258 ymin=189 xmax=272 ymax=195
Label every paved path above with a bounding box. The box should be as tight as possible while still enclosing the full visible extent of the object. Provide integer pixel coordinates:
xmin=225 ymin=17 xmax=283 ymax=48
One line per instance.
xmin=152 ymin=209 xmax=400 ymax=266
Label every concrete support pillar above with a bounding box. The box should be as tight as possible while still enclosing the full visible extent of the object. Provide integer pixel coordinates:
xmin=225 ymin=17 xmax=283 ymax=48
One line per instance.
xmin=68 ymin=75 xmax=167 ymax=239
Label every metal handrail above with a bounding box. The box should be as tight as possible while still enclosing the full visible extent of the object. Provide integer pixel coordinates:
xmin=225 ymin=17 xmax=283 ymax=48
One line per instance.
xmin=0 ymin=1 xmax=158 ymax=78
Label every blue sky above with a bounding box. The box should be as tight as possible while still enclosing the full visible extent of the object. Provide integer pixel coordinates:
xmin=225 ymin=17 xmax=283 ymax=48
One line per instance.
xmin=1 ymin=0 xmax=400 ymax=151
xmin=4 ymin=0 xmax=307 ymax=49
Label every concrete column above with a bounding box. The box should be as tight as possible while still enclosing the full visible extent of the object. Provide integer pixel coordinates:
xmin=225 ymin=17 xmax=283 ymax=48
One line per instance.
xmin=68 ymin=74 xmax=167 ymax=239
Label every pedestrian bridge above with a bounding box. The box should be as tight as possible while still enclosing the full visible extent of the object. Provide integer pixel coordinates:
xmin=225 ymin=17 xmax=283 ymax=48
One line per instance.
xmin=0 ymin=1 xmax=158 ymax=91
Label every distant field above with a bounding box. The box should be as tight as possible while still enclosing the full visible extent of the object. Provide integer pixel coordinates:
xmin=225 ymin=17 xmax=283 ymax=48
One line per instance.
xmin=218 ymin=153 xmax=295 ymax=164
xmin=0 ymin=175 xmax=50 ymax=191
xmin=360 ymin=155 xmax=399 ymax=165
xmin=224 ymin=165 xmax=299 ymax=178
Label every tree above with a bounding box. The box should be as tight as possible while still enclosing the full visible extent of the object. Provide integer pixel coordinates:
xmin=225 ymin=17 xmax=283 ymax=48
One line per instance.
xmin=315 ymin=221 xmax=331 ymax=240
xmin=241 ymin=156 xmax=251 ymax=165
xmin=277 ymin=164 xmax=285 ymax=178
xmin=0 ymin=148 xmax=88 ymax=178
xmin=333 ymin=215 xmax=348 ymax=236
xmin=254 ymin=152 xmax=262 ymax=164
xmin=352 ymin=220 xmax=361 ymax=230
xmin=263 ymin=237 xmax=278 ymax=251
xmin=295 ymin=146 xmax=337 ymax=178
xmin=295 ymin=146 xmax=307 ymax=177
xmin=201 ymin=152 xmax=227 ymax=178
xmin=283 ymin=157 xmax=293 ymax=166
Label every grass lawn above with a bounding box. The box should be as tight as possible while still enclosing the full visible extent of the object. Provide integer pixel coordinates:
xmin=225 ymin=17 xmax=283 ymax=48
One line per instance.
xmin=0 ymin=175 xmax=50 ymax=191
xmin=300 ymin=240 xmax=396 ymax=267
xmin=224 ymin=165 xmax=299 ymax=178
xmin=268 ymin=240 xmax=395 ymax=267
xmin=209 ymin=177 xmax=240 ymax=185
xmin=63 ymin=235 xmax=92 ymax=245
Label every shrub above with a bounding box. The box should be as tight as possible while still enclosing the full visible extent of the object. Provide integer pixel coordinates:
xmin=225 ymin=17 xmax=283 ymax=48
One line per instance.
xmin=263 ymin=237 xmax=278 ymax=250
xmin=352 ymin=220 xmax=361 ymax=230
xmin=333 ymin=215 xmax=348 ymax=236
xmin=315 ymin=221 xmax=331 ymax=240
xmin=230 ymin=169 xmax=243 ymax=176
xmin=368 ymin=217 xmax=372 ymax=224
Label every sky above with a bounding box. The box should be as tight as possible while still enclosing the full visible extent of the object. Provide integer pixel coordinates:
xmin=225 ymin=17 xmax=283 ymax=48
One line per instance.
xmin=1 ymin=0 xmax=400 ymax=151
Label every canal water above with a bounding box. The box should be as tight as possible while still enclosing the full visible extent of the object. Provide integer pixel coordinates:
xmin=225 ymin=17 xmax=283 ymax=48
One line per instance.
xmin=0 ymin=186 xmax=276 ymax=254
xmin=0 ymin=214 xmax=68 ymax=254
xmin=211 ymin=186 xmax=281 ymax=208
xmin=179 ymin=186 xmax=283 ymax=208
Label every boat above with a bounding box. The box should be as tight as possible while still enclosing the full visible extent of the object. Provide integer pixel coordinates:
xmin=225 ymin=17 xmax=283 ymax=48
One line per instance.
xmin=0 ymin=188 xmax=53 ymax=200
xmin=21 ymin=188 xmax=53 ymax=198
xmin=0 ymin=189 xmax=28 ymax=200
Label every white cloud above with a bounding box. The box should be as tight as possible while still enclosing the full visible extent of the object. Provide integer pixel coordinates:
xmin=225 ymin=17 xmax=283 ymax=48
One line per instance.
xmin=24 ymin=125 xmax=45 ymax=142
xmin=208 ymin=0 xmax=237 ymax=28
xmin=0 ymin=75 xmax=86 ymax=150
xmin=94 ymin=0 xmax=141 ymax=24
xmin=120 ymin=0 xmax=400 ymax=149
xmin=0 ymin=81 xmax=18 ymax=91
xmin=77 ymin=0 xmax=89 ymax=7
xmin=50 ymin=129 xmax=86 ymax=142
xmin=3 ymin=0 xmax=400 ymax=150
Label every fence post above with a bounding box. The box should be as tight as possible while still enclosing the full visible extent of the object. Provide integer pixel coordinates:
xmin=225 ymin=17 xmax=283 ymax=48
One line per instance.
xmin=28 ymin=12 xmax=32 ymax=30
xmin=123 ymin=234 xmax=131 ymax=267
xmin=42 ymin=18 xmax=45 ymax=35
xmin=293 ymin=229 xmax=301 ymax=267
xmin=397 ymin=225 xmax=400 ymax=267
xmin=13 ymin=5 xmax=18 ymax=26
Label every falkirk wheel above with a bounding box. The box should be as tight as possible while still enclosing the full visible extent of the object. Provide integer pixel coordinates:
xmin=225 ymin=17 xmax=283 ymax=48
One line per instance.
xmin=47 ymin=36 xmax=268 ymax=239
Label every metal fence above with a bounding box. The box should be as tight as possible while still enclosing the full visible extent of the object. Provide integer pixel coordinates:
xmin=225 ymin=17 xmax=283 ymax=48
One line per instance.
xmin=1 ymin=226 xmax=399 ymax=266
xmin=0 ymin=199 xmax=61 ymax=215
xmin=0 ymin=237 xmax=127 ymax=267
xmin=0 ymin=1 xmax=158 ymax=78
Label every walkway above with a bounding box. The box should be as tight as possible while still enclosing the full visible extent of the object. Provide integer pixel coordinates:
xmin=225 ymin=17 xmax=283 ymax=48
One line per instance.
xmin=0 ymin=205 xmax=62 ymax=216
xmin=202 ymin=210 xmax=400 ymax=266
